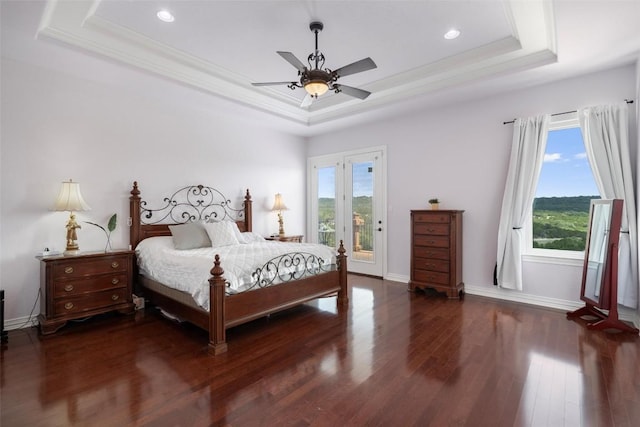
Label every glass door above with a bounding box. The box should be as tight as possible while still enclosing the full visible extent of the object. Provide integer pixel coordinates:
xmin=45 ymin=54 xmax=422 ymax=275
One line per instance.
xmin=345 ymin=152 xmax=383 ymax=276
xmin=309 ymin=148 xmax=386 ymax=278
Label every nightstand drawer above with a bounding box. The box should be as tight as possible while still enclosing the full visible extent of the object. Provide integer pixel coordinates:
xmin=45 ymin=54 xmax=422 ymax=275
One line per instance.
xmin=53 ymin=288 xmax=129 ymax=317
xmin=53 ymin=273 xmax=128 ymax=298
xmin=52 ymin=255 xmax=128 ymax=279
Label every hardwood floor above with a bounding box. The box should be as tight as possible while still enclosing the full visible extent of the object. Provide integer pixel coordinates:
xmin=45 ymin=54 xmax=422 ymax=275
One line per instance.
xmin=2 ymin=275 xmax=639 ymax=426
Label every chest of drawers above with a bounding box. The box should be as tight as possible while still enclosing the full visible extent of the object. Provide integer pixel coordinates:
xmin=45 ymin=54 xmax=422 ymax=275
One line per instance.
xmin=38 ymin=250 xmax=135 ymax=334
xmin=409 ymin=210 xmax=464 ymax=299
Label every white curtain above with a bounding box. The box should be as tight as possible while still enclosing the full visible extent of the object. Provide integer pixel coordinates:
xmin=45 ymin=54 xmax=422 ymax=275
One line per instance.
xmin=580 ymin=103 xmax=638 ymax=308
xmin=496 ymin=115 xmax=550 ymax=290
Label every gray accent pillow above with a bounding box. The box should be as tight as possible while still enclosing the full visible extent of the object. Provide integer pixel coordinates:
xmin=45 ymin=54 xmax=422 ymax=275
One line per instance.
xmin=169 ymin=222 xmax=211 ymax=250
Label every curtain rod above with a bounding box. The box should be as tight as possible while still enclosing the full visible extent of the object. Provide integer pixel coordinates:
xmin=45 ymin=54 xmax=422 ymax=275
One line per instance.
xmin=502 ymin=99 xmax=635 ymax=125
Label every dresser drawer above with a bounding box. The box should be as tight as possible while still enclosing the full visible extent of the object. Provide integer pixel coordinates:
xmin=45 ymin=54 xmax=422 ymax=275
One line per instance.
xmin=53 ymin=288 xmax=128 ymax=317
xmin=414 ymin=258 xmax=449 ymax=273
xmin=414 ymin=235 xmax=449 ymax=248
xmin=414 ymin=223 xmax=449 ymax=236
xmin=413 ymin=213 xmax=451 ymax=223
xmin=413 ymin=246 xmax=449 ymax=260
xmin=53 ymin=273 xmax=129 ymax=298
xmin=413 ymin=270 xmax=450 ymax=285
xmin=52 ymin=256 xmax=128 ymax=279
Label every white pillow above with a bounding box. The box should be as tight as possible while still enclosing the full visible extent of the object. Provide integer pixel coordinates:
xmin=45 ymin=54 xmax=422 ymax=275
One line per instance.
xmin=241 ymin=232 xmax=266 ymax=243
xmin=203 ymin=221 xmax=241 ymax=247
xmin=168 ymin=222 xmax=211 ymax=250
xmin=207 ymin=217 xmax=245 ymax=243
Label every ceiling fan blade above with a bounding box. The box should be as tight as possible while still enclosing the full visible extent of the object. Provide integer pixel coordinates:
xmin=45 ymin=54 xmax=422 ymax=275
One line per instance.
xmin=252 ymin=81 xmax=296 ymax=87
xmin=300 ymin=94 xmax=313 ymax=108
xmin=277 ymin=51 xmax=307 ymax=73
xmin=334 ymin=84 xmax=371 ymax=100
xmin=333 ymin=57 xmax=377 ymax=78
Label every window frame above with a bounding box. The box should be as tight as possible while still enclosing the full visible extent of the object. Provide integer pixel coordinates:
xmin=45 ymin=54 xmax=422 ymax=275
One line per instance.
xmin=523 ymin=113 xmax=597 ymax=264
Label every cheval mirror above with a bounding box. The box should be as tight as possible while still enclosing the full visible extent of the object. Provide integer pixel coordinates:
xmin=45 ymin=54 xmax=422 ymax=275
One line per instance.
xmin=567 ymin=199 xmax=638 ymax=333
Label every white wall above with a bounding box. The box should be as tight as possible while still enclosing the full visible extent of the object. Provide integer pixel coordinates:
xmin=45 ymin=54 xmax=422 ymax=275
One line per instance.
xmin=308 ymin=64 xmax=638 ymax=306
xmin=0 ymin=58 xmax=307 ymax=324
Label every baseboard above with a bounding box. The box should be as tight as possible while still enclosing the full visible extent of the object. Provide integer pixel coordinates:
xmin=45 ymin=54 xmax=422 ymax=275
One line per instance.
xmin=464 ymin=284 xmax=583 ymax=312
xmin=381 ymin=275 xmax=638 ymax=328
xmin=4 ymin=315 xmax=38 ymax=331
xmin=383 ymin=273 xmax=409 ymax=284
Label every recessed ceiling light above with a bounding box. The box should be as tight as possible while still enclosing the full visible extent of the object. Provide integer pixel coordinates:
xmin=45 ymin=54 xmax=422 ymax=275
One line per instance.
xmin=444 ymin=29 xmax=460 ymax=40
xmin=157 ymin=10 xmax=175 ymax=23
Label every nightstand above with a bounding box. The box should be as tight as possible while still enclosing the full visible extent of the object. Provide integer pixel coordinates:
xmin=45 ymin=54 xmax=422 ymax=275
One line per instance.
xmin=265 ymin=235 xmax=304 ymax=243
xmin=37 ymin=250 xmax=135 ymax=335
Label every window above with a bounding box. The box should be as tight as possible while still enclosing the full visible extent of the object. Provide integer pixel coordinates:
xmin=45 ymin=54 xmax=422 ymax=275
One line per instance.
xmin=526 ymin=115 xmax=601 ymax=259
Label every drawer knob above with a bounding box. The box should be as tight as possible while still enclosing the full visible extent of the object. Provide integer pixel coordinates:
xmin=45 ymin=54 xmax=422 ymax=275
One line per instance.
xmin=111 ymin=261 xmax=119 ymax=269
xmin=111 ymin=294 xmax=119 ymax=301
xmin=64 ymin=302 xmax=74 ymax=310
xmin=64 ymin=284 xmax=74 ymax=292
xmin=64 ymin=266 xmax=74 ymax=274
xmin=111 ymin=278 xmax=120 ymax=285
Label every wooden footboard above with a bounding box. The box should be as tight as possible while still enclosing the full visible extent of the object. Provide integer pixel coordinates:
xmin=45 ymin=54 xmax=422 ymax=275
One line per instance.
xmin=207 ymin=243 xmax=348 ymax=354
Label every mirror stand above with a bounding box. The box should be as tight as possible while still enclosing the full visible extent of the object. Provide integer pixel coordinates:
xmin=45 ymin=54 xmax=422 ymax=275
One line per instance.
xmin=567 ymin=240 xmax=639 ymax=334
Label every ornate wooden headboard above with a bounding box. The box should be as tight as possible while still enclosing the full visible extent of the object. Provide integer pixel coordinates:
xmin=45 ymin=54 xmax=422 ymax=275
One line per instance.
xmin=129 ymin=181 xmax=252 ymax=250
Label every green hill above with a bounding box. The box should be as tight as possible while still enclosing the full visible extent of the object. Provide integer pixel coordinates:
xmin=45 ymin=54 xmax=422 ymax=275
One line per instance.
xmin=533 ymin=195 xmax=599 ymax=212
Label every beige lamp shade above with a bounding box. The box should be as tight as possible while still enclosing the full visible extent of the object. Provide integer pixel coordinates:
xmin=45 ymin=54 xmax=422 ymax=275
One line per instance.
xmin=53 ymin=179 xmax=91 ymax=212
xmin=271 ymin=193 xmax=288 ymax=212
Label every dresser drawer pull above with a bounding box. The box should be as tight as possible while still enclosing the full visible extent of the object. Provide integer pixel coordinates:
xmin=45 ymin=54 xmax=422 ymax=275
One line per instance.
xmin=111 ymin=294 xmax=119 ymax=301
xmin=111 ymin=278 xmax=120 ymax=285
xmin=64 ymin=284 xmax=74 ymax=292
xmin=64 ymin=266 xmax=74 ymax=274
xmin=64 ymin=302 xmax=74 ymax=310
xmin=111 ymin=261 xmax=119 ymax=269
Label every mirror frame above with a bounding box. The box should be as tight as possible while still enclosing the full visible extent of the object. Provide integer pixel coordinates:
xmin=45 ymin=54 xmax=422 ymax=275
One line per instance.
xmin=579 ymin=199 xmax=622 ymax=309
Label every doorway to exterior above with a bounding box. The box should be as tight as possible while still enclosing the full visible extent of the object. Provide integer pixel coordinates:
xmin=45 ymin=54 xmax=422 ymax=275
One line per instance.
xmin=308 ymin=147 xmax=386 ymax=277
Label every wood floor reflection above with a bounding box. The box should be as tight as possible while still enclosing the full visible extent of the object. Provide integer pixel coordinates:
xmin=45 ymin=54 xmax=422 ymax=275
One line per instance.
xmin=2 ymin=275 xmax=639 ymax=426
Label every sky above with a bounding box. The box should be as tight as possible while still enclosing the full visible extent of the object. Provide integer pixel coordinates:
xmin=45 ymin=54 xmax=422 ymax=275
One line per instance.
xmin=535 ymin=127 xmax=600 ymax=198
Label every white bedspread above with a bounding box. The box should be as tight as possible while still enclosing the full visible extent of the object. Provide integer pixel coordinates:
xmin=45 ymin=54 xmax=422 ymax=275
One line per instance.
xmin=135 ymin=236 xmax=336 ymax=310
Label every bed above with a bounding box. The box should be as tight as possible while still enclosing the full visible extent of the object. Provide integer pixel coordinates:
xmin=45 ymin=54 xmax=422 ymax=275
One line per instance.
xmin=129 ymin=181 xmax=348 ymax=354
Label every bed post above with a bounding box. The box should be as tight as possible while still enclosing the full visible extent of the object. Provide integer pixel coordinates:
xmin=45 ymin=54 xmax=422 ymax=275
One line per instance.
xmin=337 ymin=240 xmax=349 ymax=306
xmin=129 ymin=181 xmax=141 ymax=250
xmin=208 ymin=255 xmax=228 ymax=354
xmin=244 ymin=189 xmax=252 ymax=232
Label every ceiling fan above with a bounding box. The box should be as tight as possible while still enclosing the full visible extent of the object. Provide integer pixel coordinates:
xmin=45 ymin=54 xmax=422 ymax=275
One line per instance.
xmin=252 ymin=21 xmax=377 ymax=107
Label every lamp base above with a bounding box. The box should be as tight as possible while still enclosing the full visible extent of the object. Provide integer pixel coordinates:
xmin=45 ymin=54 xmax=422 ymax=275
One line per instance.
xmin=277 ymin=212 xmax=285 ymax=237
xmin=64 ymin=249 xmax=80 ymax=256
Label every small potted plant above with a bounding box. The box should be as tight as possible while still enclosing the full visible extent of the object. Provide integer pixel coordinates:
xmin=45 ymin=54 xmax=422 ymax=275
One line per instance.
xmin=428 ymin=198 xmax=440 ymax=210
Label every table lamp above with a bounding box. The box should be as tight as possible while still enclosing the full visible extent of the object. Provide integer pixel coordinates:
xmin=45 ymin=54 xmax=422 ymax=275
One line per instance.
xmin=271 ymin=193 xmax=288 ymax=237
xmin=53 ymin=179 xmax=91 ymax=254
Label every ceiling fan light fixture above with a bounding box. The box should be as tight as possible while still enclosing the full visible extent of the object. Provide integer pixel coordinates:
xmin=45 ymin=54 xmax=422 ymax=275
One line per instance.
xmin=304 ymin=80 xmax=329 ymax=97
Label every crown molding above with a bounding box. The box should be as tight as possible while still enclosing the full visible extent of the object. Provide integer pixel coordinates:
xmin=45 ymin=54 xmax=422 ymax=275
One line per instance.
xmin=36 ymin=0 xmax=557 ymax=127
